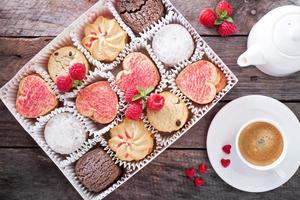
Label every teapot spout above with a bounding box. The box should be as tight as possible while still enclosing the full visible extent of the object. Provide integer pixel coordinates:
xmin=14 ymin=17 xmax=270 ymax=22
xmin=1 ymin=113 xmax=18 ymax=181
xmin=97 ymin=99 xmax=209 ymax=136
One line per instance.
xmin=237 ymin=45 xmax=266 ymax=67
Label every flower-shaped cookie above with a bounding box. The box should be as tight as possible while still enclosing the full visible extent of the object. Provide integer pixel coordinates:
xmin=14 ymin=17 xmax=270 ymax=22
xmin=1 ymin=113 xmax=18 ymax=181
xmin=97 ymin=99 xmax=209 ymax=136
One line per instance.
xmin=82 ymin=16 xmax=128 ymax=62
xmin=108 ymin=119 xmax=154 ymax=161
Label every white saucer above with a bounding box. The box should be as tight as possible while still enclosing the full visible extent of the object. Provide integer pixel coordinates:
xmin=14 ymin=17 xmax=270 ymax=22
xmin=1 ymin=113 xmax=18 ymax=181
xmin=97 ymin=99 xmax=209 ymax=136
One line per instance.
xmin=207 ymin=95 xmax=300 ymax=192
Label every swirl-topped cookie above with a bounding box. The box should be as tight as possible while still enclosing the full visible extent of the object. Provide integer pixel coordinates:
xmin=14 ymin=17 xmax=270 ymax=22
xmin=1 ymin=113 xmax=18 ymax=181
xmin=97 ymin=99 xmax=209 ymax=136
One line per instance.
xmin=108 ymin=119 xmax=154 ymax=161
xmin=82 ymin=16 xmax=128 ymax=62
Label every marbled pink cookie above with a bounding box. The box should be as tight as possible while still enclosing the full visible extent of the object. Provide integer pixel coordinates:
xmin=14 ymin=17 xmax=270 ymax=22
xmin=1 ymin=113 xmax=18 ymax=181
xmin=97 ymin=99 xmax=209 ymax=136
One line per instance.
xmin=16 ymin=75 xmax=57 ymax=118
xmin=76 ymin=81 xmax=118 ymax=124
xmin=116 ymin=52 xmax=160 ymax=91
xmin=176 ymin=60 xmax=219 ymax=104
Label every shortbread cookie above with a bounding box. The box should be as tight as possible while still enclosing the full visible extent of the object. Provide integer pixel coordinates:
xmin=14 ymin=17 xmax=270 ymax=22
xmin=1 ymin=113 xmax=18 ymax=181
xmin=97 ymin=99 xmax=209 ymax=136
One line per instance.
xmin=44 ymin=113 xmax=87 ymax=154
xmin=75 ymin=148 xmax=121 ymax=192
xmin=147 ymin=92 xmax=188 ymax=133
xmin=82 ymin=16 xmax=128 ymax=62
xmin=152 ymin=24 xmax=195 ymax=66
xmin=109 ymin=119 xmax=154 ymax=161
xmin=76 ymin=81 xmax=118 ymax=124
xmin=48 ymin=46 xmax=89 ymax=82
xmin=16 ymin=75 xmax=57 ymax=118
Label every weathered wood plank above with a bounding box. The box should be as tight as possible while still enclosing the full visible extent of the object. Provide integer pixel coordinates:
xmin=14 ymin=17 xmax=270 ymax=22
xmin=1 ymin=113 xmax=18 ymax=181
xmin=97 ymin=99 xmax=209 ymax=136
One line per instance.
xmin=1 ymin=37 xmax=300 ymax=101
xmin=0 ymin=0 xmax=295 ymax=37
xmin=0 ymin=149 xmax=299 ymax=200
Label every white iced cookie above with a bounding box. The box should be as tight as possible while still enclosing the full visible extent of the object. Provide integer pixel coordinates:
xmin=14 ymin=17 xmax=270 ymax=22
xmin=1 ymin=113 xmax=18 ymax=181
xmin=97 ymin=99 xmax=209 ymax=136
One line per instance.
xmin=44 ymin=113 xmax=87 ymax=154
xmin=152 ymin=24 xmax=194 ymax=66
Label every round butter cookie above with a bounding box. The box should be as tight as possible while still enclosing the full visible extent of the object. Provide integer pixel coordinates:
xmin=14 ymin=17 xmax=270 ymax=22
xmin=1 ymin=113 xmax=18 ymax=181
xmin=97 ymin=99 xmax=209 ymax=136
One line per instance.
xmin=147 ymin=92 xmax=188 ymax=133
xmin=109 ymin=119 xmax=154 ymax=161
xmin=48 ymin=46 xmax=89 ymax=82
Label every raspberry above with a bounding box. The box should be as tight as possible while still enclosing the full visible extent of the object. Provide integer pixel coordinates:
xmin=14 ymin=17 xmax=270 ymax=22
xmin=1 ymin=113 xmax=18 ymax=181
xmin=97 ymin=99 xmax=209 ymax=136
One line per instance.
xmin=216 ymin=0 xmax=233 ymax=16
xmin=198 ymin=163 xmax=207 ymax=174
xmin=199 ymin=8 xmax=217 ymax=28
xmin=125 ymin=102 xmax=143 ymax=120
xmin=56 ymin=75 xmax=73 ymax=93
xmin=194 ymin=177 xmax=204 ymax=187
xmin=221 ymin=159 xmax=231 ymax=168
xmin=185 ymin=168 xmax=195 ymax=178
xmin=125 ymin=87 xmax=140 ymax=103
xmin=69 ymin=63 xmax=86 ymax=80
xmin=147 ymin=94 xmax=165 ymax=111
xmin=217 ymin=21 xmax=237 ymax=37
xmin=222 ymin=144 xmax=231 ymax=154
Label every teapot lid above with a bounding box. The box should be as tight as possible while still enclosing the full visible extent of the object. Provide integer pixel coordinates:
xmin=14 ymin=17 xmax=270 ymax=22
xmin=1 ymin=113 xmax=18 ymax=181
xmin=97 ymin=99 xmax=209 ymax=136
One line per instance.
xmin=272 ymin=13 xmax=300 ymax=57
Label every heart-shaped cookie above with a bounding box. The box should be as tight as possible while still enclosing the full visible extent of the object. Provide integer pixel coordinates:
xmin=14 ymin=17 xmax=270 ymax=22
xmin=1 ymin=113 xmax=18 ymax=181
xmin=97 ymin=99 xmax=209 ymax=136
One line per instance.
xmin=116 ymin=52 xmax=160 ymax=92
xmin=176 ymin=60 xmax=221 ymax=104
xmin=16 ymin=75 xmax=58 ymax=118
xmin=76 ymin=81 xmax=118 ymax=124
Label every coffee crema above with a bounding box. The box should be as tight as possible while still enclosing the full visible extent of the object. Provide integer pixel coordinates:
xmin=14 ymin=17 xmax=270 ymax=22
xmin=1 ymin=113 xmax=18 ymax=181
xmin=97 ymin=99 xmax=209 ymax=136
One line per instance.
xmin=238 ymin=121 xmax=284 ymax=166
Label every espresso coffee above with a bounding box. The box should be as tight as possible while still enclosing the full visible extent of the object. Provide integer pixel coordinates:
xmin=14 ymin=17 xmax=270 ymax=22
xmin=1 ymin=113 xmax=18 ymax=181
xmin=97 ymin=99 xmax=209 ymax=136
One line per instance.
xmin=238 ymin=121 xmax=284 ymax=166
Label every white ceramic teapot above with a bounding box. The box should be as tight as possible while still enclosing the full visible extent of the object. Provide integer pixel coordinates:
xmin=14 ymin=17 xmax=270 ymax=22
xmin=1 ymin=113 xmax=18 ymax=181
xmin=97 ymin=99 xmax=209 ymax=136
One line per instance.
xmin=237 ymin=5 xmax=300 ymax=77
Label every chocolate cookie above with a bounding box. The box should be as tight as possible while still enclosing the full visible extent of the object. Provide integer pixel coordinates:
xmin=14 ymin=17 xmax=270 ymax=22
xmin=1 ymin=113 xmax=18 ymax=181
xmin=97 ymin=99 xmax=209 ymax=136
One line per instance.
xmin=75 ymin=148 xmax=121 ymax=193
xmin=116 ymin=0 xmax=165 ymax=33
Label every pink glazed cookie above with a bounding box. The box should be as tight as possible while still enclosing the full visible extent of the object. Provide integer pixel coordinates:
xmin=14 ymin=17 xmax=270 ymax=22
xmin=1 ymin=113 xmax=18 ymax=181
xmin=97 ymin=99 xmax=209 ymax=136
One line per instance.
xmin=116 ymin=52 xmax=160 ymax=92
xmin=76 ymin=81 xmax=118 ymax=124
xmin=16 ymin=74 xmax=58 ymax=118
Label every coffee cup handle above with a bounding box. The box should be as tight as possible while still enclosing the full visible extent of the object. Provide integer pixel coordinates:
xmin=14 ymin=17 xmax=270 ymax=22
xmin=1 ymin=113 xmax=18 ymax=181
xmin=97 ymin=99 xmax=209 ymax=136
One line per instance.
xmin=274 ymin=167 xmax=286 ymax=180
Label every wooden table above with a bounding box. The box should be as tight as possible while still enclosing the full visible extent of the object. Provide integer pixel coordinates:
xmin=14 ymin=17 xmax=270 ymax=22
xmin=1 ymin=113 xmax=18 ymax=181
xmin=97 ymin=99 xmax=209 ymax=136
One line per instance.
xmin=1 ymin=0 xmax=300 ymax=199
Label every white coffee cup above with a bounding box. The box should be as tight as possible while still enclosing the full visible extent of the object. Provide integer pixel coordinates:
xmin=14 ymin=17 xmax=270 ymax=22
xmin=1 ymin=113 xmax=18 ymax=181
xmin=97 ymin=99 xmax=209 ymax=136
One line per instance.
xmin=235 ymin=118 xmax=287 ymax=179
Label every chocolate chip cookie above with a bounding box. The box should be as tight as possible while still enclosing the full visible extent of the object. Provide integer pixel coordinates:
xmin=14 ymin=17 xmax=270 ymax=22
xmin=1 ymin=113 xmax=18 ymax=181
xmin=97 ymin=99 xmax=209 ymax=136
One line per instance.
xmin=147 ymin=91 xmax=189 ymax=133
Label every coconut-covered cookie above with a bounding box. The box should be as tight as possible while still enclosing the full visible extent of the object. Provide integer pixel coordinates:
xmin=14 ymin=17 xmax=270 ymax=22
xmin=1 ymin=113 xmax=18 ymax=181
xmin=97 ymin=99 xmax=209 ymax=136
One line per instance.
xmin=152 ymin=24 xmax=194 ymax=66
xmin=116 ymin=0 xmax=165 ymax=33
xmin=176 ymin=60 xmax=225 ymax=104
xmin=16 ymin=75 xmax=57 ymax=118
xmin=44 ymin=113 xmax=87 ymax=154
xmin=76 ymin=81 xmax=118 ymax=124
xmin=75 ymin=148 xmax=121 ymax=192
xmin=109 ymin=119 xmax=154 ymax=161
xmin=147 ymin=92 xmax=188 ymax=133
xmin=48 ymin=46 xmax=89 ymax=82
xmin=116 ymin=52 xmax=160 ymax=92
xmin=82 ymin=16 xmax=128 ymax=62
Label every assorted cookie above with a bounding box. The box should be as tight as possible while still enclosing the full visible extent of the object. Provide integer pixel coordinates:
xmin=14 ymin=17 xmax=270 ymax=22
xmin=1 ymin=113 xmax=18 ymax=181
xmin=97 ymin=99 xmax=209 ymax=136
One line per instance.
xmin=76 ymin=81 xmax=118 ymax=124
xmin=75 ymin=148 xmax=121 ymax=192
xmin=48 ymin=46 xmax=89 ymax=82
xmin=147 ymin=92 xmax=189 ymax=133
xmin=116 ymin=52 xmax=160 ymax=92
xmin=176 ymin=60 xmax=226 ymax=104
xmin=12 ymin=1 xmax=231 ymax=197
xmin=16 ymin=75 xmax=58 ymax=118
xmin=116 ymin=0 xmax=165 ymax=33
xmin=44 ymin=113 xmax=87 ymax=154
xmin=82 ymin=16 xmax=128 ymax=62
xmin=108 ymin=119 xmax=154 ymax=161
xmin=152 ymin=24 xmax=195 ymax=66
